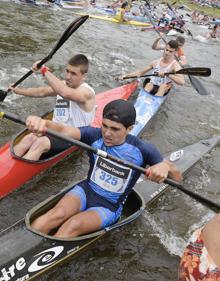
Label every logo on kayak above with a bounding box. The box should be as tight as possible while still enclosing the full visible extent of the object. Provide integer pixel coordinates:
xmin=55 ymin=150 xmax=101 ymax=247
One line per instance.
xmin=28 ymin=246 xmax=64 ymax=272
xmin=169 ymin=150 xmax=184 ymax=162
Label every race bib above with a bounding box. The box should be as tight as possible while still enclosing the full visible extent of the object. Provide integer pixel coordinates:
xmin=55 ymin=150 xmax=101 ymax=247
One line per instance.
xmin=54 ymin=99 xmax=70 ymax=122
xmin=91 ymin=157 xmax=132 ymax=193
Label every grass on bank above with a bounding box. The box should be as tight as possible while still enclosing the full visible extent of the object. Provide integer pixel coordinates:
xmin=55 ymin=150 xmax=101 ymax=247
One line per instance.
xmin=166 ymin=0 xmax=220 ymax=18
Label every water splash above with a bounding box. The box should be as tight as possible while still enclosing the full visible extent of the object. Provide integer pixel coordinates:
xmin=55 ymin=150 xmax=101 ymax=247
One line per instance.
xmin=142 ymin=210 xmax=186 ymax=257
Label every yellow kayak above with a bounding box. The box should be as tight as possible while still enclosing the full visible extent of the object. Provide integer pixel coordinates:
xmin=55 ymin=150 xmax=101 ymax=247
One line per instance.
xmin=74 ymin=13 xmax=152 ymax=27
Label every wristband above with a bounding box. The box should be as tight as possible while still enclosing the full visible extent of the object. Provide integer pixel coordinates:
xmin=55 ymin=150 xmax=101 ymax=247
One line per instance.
xmin=40 ymin=66 xmax=49 ymax=76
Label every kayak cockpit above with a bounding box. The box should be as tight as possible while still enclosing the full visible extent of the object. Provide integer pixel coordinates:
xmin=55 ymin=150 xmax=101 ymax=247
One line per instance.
xmin=25 ymin=180 xmax=145 ymax=242
xmin=10 ymin=111 xmax=77 ymax=163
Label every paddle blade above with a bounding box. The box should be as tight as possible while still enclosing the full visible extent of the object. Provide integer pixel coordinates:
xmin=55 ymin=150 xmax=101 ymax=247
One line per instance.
xmin=38 ymin=15 xmax=89 ymax=67
xmin=188 ymin=76 xmax=209 ymax=95
xmin=0 ymin=15 xmax=89 ymax=103
xmin=178 ymin=67 xmax=211 ymax=77
xmin=0 ymin=90 xmax=8 ymax=102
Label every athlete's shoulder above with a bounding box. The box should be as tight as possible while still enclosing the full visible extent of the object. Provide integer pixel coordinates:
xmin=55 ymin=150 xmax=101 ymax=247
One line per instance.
xmin=80 ymin=126 xmax=101 ymax=144
xmin=126 ymin=134 xmax=163 ymax=165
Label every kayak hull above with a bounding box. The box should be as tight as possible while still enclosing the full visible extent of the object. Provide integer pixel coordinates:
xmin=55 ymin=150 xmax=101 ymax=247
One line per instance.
xmin=131 ymin=88 xmax=169 ymax=136
xmin=0 ymin=135 xmax=219 ymax=280
xmin=74 ymin=13 xmax=152 ymax=27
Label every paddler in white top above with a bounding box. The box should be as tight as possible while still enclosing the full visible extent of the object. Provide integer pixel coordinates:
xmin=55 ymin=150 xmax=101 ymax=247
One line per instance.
xmin=9 ymin=54 xmax=96 ymax=161
xmin=119 ymin=40 xmax=185 ymax=96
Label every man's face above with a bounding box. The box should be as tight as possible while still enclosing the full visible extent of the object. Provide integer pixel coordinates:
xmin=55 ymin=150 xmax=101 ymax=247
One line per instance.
xmin=65 ymin=64 xmax=85 ymax=88
xmin=101 ymin=118 xmax=132 ymax=147
xmin=163 ymin=45 xmax=176 ymax=59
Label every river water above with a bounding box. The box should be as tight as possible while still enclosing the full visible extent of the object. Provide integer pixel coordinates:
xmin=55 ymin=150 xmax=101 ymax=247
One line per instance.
xmin=0 ymin=1 xmax=220 ymax=280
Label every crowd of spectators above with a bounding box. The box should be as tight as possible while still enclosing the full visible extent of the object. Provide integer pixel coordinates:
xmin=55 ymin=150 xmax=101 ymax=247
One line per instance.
xmin=191 ymin=0 xmax=220 ymax=9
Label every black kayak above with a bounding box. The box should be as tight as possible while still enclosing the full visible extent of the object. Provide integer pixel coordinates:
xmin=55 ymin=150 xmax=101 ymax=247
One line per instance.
xmin=0 ymin=135 xmax=219 ymax=281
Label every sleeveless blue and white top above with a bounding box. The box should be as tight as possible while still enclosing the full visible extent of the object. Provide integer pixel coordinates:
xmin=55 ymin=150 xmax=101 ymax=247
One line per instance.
xmin=150 ymin=58 xmax=175 ymax=86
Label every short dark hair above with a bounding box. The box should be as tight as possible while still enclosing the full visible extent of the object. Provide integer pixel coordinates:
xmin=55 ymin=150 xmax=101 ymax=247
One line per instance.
xmin=68 ymin=54 xmax=89 ymax=74
xmin=176 ymin=36 xmax=185 ymax=46
xmin=167 ymin=40 xmax=179 ymax=51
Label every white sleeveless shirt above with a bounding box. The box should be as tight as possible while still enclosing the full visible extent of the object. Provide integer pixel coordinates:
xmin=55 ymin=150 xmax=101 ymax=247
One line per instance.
xmin=53 ymin=82 xmax=95 ymax=127
xmin=150 ymin=58 xmax=176 ymax=86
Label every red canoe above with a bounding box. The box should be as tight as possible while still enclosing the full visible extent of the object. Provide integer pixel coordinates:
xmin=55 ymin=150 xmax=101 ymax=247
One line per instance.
xmin=0 ymin=81 xmax=138 ymax=198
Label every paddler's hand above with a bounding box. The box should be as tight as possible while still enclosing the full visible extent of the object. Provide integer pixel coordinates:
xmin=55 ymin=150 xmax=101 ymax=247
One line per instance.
xmin=31 ymin=60 xmax=42 ymax=72
xmin=31 ymin=61 xmax=51 ymax=74
xmin=145 ymin=161 xmax=170 ymax=184
xmin=8 ymin=84 xmax=16 ymax=92
xmin=158 ymin=71 xmax=166 ymax=78
xmin=26 ymin=115 xmax=47 ymax=135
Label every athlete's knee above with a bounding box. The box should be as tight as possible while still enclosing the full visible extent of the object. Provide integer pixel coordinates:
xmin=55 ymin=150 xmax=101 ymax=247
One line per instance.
xmin=159 ymin=83 xmax=167 ymax=90
xmin=68 ymin=218 xmax=82 ymax=232
xmin=55 ymin=218 xmax=82 ymax=238
xmin=14 ymin=133 xmax=38 ymax=156
xmin=21 ymin=133 xmax=38 ymax=145
xmin=144 ymin=82 xmax=153 ymax=91
xmin=49 ymin=205 xmax=67 ymax=221
xmin=30 ymin=136 xmax=50 ymax=153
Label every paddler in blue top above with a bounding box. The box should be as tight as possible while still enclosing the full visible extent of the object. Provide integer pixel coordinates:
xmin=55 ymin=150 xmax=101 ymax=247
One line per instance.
xmin=27 ymin=99 xmax=182 ymax=238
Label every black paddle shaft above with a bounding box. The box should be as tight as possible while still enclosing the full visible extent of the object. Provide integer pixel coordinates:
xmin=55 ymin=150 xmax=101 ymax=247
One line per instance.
xmin=0 ymin=15 xmax=89 ymax=102
xmin=122 ymin=67 xmax=211 ymax=80
xmin=1 ymin=110 xmax=220 ymax=213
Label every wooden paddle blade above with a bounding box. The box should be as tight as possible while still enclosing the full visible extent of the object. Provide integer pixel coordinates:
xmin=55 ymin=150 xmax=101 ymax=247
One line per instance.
xmin=0 ymin=90 xmax=8 ymax=102
xmin=178 ymin=67 xmax=211 ymax=77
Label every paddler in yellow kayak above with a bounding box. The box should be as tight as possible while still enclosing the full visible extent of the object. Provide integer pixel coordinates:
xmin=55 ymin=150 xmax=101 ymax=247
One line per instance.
xmin=114 ymin=1 xmax=130 ymax=23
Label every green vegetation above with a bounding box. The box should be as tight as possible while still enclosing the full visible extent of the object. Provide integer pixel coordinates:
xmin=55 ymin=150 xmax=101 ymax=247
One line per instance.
xmin=167 ymin=0 xmax=220 ymax=18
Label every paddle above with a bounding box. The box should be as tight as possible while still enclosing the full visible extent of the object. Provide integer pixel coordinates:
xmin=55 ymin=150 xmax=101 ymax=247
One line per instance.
xmin=121 ymin=67 xmax=211 ymax=80
xmin=0 ymin=15 xmax=89 ymax=103
xmin=1 ymin=110 xmax=220 ymax=213
xmin=144 ymin=9 xmax=210 ymax=95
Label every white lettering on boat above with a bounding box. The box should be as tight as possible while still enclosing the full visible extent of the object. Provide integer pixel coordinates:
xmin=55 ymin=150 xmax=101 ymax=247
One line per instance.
xmin=150 ymin=184 xmax=167 ymax=198
xmin=28 ymin=246 xmax=64 ymax=272
xmin=15 ymin=274 xmax=29 ymax=281
xmin=0 ymin=258 xmax=26 ymax=281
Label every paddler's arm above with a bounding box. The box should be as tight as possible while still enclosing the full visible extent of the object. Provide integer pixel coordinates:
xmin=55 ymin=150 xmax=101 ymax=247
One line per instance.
xmin=145 ymin=160 xmax=183 ymax=183
xmin=118 ymin=62 xmax=154 ymax=80
xmin=8 ymin=85 xmax=54 ymax=97
xmin=152 ymin=37 xmax=165 ymax=50
xmin=8 ymin=61 xmax=55 ymax=97
xmin=166 ymin=63 xmax=185 ymax=85
xmin=43 ymin=68 xmax=93 ymax=103
xmin=25 ymin=116 xmax=81 ymax=140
